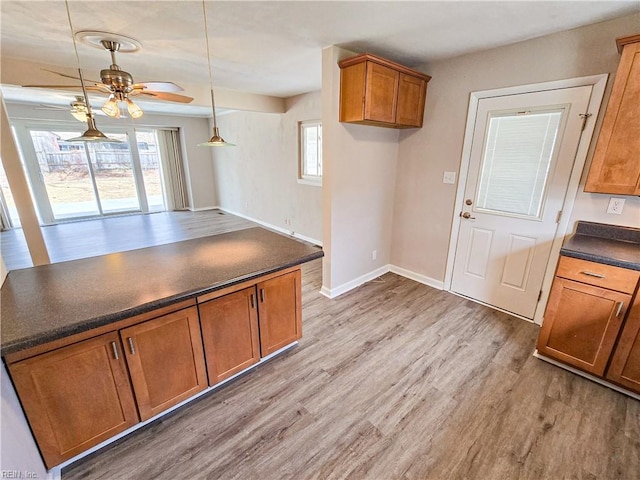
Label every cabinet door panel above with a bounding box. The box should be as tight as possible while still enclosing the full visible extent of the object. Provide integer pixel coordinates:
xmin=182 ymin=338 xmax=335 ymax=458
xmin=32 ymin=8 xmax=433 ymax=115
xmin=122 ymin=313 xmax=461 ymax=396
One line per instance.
xmin=607 ymin=294 xmax=640 ymax=393
xmin=537 ymin=278 xmax=630 ymax=376
xmin=200 ymin=287 xmax=260 ymax=385
xmin=8 ymin=332 xmax=138 ymax=468
xmin=364 ymin=62 xmax=399 ymax=123
xmin=585 ymin=41 xmax=640 ymax=194
xmin=121 ymin=306 xmax=206 ymax=421
xmin=257 ymin=270 xmax=302 ymax=356
xmin=396 ymin=73 xmax=426 ymax=127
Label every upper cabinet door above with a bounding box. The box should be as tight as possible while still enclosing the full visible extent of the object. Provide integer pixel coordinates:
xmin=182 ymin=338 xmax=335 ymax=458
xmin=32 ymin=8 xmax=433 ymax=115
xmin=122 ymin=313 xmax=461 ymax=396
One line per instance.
xmin=585 ymin=36 xmax=640 ymax=195
xmin=120 ymin=306 xmax=207 ymax=421
xmin=364 ymin=62 xmax=399 ymax=123
xmin=396 ymin=73 xmax=427 ymax=127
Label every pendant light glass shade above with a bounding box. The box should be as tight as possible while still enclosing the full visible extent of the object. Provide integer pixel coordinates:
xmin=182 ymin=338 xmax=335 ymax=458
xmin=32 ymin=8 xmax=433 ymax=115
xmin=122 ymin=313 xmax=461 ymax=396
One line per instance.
xmin=66 ymin=114 xmax=121 ymax=143
xmin=198 ymin=0 xmax=234 ymax=147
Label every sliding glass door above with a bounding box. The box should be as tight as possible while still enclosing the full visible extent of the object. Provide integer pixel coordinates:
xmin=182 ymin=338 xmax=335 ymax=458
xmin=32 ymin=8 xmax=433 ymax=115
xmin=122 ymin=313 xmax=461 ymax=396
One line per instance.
xmin=17 ymin=126 xmax=167 ymax=224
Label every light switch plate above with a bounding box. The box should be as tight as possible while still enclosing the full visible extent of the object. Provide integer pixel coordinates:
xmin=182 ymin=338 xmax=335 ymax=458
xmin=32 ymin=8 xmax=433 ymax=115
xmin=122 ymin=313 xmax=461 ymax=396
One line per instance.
xmin=606 ymin=197 xmax=625 ymax=214
xmin=443 ymin=171 xmax=457 ymax=184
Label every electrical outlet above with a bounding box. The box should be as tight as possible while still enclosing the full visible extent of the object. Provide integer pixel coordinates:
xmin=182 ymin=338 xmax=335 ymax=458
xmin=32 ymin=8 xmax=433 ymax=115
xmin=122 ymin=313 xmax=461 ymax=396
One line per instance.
xmin=443 ymin=172 xmax=457 ymax=184
xmin=606 ymin=197 xmax=625 ymax=215
xmin=372 ymin=250 xmax=377 ymax=261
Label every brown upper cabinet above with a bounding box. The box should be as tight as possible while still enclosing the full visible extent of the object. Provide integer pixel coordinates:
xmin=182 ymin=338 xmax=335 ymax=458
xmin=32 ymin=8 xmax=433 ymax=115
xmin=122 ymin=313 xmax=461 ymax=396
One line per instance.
xmin=585 ymin=34 xmax=640 ymax=195
xmin=339 ymin=53 xmax=431 ymax=129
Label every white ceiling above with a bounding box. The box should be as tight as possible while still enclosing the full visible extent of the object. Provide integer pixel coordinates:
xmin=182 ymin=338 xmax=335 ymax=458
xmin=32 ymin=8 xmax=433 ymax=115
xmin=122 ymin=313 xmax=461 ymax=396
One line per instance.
xmin=1 ymin=1 xmax=638 ymax=112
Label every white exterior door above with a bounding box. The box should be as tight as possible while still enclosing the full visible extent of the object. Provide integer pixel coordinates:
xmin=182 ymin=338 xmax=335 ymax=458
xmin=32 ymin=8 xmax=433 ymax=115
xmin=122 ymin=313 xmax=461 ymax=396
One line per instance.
xmin=450 ymin=86 xmax=592 ymax=319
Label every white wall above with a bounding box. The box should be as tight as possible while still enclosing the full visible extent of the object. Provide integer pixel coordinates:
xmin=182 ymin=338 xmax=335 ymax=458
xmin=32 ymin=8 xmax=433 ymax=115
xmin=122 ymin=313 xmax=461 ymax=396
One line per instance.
xmin=321 ymin=46 xmax=400 ymax=296
xmin=211 ymin=91 xmax=323 ymax=243
xmin=391 ymin=13 xmax=640 ymax=283
xmin=1 ymin=362 xmax=48 ymax=479
xmin=4 ymin=102 xmax=217 ymax=211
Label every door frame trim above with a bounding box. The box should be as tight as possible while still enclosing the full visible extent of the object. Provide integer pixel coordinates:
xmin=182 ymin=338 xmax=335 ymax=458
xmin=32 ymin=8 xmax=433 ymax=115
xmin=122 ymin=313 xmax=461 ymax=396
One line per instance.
xmin=443 ymin=74 xmax=608 ymax=325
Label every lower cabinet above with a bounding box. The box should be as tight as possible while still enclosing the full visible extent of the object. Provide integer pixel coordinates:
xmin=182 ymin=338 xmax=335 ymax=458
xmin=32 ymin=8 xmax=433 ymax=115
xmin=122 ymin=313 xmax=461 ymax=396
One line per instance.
xmin=537 ymin=256 xmax=640 ymax=392
xmin=8 ymin=332 xmax=139 ymax=469
xmin=257 ymin=270 xmax=302 ymax=356
xmin=536 ymin=278 xmax=630 ymax=375
xmin=6 ymin=267 xmax=304 ymax=469
xmin=199 ymin=287 xmax=261 ymax=385
xmin=120 ymin=306 xmax=207 ymax=421
xmin=606 ymin=294 xmax=640 ymax=391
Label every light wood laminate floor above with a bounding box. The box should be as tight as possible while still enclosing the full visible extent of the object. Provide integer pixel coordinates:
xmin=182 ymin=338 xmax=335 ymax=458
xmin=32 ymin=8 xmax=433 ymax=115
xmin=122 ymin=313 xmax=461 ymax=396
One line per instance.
xmin=1 ymin=210 xmax=257 ymax=271
xmin=64 ymin=258 xmax=639 ymax=480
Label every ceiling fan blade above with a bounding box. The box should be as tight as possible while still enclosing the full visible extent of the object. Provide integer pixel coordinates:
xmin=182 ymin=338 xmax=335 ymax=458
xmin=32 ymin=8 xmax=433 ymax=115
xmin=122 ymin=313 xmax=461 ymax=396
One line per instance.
xmin=133 ymin=82 xmax=184 ymax=93
xmin=41 ymin=69 xmax=101 ymax=85
xmin=138 ymin=91 xmax=194 ymax=103
xmin=23 ymin=84 xmax=86 ymax=89
xmin=23 ymin=84 xmax=106 ymax=93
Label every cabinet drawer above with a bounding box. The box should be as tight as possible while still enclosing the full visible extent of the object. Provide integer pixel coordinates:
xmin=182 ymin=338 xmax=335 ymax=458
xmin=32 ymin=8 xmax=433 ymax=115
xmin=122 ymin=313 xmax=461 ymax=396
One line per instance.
xmin=556 ymin=256 xmax=639 ymax=294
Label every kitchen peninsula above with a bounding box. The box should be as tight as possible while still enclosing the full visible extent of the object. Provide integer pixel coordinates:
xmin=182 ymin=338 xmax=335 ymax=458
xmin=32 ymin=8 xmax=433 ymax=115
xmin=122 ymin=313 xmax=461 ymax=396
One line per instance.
xmin=1 ymin=227 xmax=323 ymax=469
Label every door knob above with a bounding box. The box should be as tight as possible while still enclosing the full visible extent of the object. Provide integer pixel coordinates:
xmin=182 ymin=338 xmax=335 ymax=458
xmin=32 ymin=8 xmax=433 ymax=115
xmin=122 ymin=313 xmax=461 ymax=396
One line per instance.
xmin=461 ymin=212 xmax=476 ymax=219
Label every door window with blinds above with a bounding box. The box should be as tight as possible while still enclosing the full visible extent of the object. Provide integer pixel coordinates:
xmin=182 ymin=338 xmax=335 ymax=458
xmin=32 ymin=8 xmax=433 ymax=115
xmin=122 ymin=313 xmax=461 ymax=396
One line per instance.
xmin=475 ymin=108 xmax=565 ymax=220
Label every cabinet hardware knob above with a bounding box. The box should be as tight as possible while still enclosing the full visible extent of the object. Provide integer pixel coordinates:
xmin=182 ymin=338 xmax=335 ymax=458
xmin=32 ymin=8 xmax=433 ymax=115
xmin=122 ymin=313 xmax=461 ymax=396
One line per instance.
xmin=616 ymin=301 xmax=624 ymax=317
xmin=581 ymin=271 xmax=606 ymax=279
xmin=111 ymin=341 xmax=119 ymax=360
xmin=128 ymin=337 xmax=136 ymax=355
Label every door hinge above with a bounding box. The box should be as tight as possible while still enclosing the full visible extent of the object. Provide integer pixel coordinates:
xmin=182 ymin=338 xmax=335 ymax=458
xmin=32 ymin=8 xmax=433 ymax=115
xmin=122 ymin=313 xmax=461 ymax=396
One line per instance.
xmin=538 ymin=290 xmax=543 ymax=302
xmin=556 ymin=210 xmax=563 ymax=223
xmin=579 ymin=113 xmax=592 ymax=132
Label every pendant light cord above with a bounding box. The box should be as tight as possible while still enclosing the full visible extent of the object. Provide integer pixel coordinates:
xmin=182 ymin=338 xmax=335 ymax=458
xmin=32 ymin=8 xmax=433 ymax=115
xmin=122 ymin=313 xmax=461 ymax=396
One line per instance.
xmin=202 ymin=0 xmax=218 ymax=131
xmin=64 ymin=0 xmax=94 ymax=116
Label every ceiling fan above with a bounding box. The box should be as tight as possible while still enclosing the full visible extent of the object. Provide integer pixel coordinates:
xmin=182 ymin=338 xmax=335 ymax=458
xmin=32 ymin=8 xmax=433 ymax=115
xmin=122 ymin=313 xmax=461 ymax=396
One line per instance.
xmin=25 ymin=32 xmax=194 ymax=119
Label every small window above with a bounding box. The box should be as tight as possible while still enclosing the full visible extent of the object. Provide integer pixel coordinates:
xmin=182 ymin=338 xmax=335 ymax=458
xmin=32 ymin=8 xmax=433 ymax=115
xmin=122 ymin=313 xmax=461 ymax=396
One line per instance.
xmin=299 ymin=121 xmax=322 ymax=185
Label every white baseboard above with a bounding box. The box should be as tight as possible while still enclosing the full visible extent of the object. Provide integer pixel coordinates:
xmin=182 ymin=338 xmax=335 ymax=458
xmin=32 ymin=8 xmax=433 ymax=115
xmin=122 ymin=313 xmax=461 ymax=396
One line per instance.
xmin=320 ymin=265 xmax=390 ymax=299
xmin=389 ymin=265 xmax=444 ymax=290
xmin=320 ymin=264 xmax=445 ymax=299
xmin=188 ymin=206 xmax=218 ymax=212
xmin=217 ymin=207 xmax=322 ymax=247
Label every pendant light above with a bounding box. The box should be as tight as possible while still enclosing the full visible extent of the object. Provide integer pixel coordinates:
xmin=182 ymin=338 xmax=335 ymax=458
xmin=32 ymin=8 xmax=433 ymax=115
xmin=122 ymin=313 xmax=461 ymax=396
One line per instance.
xmin=64 ymin=0 xmax=119 ymax=143
xmin=198 ymin=0 xmax=235 ymax=147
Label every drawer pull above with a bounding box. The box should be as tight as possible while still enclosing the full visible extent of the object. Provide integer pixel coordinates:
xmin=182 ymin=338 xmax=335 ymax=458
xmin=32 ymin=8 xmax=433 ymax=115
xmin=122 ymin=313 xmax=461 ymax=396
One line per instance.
xmin=111 ymin=341 xmax=119 ymax=360
xmin=581 ymin=270 xmax=606 ymax=279
xmin=616 ymin=301 xmax=624 ymax=318
xmin=260 ymin=289 xmax=265 ymax=302
xmin=128 ymin=337 xmax=136 ymax=355
xmin=250 ymin=293 xmax=255 ymax=309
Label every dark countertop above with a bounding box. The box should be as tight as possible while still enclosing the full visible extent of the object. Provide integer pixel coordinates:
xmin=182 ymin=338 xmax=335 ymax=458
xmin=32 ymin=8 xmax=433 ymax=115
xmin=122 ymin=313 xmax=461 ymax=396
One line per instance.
xmin=560 ymin=221 xmax=640 ymax=271
xmin=1 ymin=227 xmax=323 ymax=356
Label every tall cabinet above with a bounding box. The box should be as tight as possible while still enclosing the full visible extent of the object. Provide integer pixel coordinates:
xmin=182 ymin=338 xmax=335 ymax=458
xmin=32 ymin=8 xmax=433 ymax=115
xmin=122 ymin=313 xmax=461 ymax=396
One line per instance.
xmin=585 ymin=34 xmax=640 ymax=194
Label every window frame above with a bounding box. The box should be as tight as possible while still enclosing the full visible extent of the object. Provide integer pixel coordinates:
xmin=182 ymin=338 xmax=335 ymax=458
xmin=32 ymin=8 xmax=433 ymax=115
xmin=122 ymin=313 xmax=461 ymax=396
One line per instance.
xmin=298 ymin=120 xmax=322 ymax=186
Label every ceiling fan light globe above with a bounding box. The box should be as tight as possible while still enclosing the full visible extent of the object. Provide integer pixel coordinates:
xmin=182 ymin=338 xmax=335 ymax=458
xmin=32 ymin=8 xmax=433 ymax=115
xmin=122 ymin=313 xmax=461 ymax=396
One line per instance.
xmin=126 ymin=98 xmax=143 ymax=119
xmin=70 ymin=110 xmax=88 ymax=122
xmin=102 ymin=95 xmax=120 ymax=118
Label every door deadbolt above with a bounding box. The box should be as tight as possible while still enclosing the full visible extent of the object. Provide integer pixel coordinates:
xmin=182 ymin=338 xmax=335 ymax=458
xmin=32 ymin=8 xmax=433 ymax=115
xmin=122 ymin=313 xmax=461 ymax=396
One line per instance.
xmin=465 ymin=199 xmax=473 ymax=206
